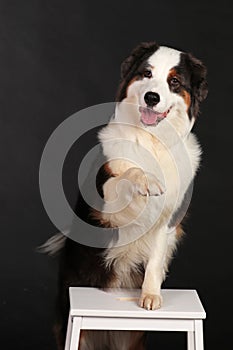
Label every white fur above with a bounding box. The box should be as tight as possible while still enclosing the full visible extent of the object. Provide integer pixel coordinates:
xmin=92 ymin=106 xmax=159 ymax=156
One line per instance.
xmin=38 ymin=232 xmax=67 ymax=256
xmin=126 ymin=46 xmax=182 ymax=115
xmin=98 ymin=46 xmax=201 ymax=309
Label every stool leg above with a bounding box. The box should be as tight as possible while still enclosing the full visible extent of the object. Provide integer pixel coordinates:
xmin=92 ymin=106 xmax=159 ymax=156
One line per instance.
xmin=64 ymin=312 xmax=72 ymax=350
xmin=187 ymin=331 xmax=195 ymax=350
xmin=194 ymin=320 xmax=204 ymax=350
xmin=70 ymin=317 xmax=82 ymax=350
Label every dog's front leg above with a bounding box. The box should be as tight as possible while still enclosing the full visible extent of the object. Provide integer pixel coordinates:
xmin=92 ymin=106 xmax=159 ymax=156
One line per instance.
xmin=102 ymin=167 xmax=164 ymax=227
xmin=139 ymin=229 xmax=168 ymax=310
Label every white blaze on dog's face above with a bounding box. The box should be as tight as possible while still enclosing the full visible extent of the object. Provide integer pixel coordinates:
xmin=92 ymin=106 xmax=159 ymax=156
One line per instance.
xmin=129 ymin=47 xmax=181 ymax=115
xmin=116 ymin=42 xmax=208 ymax=137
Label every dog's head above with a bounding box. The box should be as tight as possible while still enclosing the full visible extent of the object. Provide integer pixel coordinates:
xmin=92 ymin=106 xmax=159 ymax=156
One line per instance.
xmin=116 ymin=42 xmax=208 ymax=135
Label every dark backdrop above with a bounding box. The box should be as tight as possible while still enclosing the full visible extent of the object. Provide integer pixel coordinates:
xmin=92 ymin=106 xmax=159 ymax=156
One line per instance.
xmin=1 ymin=1 xmax=232 ymax=349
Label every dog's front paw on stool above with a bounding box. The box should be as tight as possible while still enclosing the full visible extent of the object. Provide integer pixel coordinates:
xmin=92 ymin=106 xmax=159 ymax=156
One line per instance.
xmin=139 ymin=293 xmax=162 ymax=310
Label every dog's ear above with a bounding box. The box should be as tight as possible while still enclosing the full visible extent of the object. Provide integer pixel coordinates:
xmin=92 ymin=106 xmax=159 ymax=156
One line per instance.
xmin=116 ymin=42 xmax=159 ymax=101
xmin=120 ymin=41 xmax=159 ymax=80
xmin=185 ymin=53 xmax=208 ymax=118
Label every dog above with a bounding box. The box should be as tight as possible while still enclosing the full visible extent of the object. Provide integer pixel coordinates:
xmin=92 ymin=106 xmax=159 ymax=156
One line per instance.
xmin=41 ymin=41 xmax=208 ymax=349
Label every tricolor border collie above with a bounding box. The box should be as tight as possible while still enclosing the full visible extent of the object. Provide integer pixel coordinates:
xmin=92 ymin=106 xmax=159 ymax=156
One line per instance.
xmin=42 ymin=42 xmax=208 ymax=350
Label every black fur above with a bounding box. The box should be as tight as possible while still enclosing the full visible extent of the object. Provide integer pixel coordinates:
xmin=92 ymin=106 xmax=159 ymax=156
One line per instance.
xmin=53 ymin=42 xmax=208 ymax=349
xmin=175 ymin=53 xmax=208 ymax=119
xmin=55 ymin=240 xmax=116 ymax=349
xmin=55 ymin=129 xmax=116 ymax=348
xmin=116 ymin=41 xmax=159 ymax=101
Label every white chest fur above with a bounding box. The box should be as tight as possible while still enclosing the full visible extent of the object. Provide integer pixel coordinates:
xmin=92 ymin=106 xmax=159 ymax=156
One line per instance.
xmin=99 ymin=116 xmax=201 ymax=276
xmin=99 ymin=119 xmax=201 ymax=224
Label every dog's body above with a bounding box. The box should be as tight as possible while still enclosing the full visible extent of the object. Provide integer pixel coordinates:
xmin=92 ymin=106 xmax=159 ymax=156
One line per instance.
xmin=46 ymin=42 xmax=207 ymax=349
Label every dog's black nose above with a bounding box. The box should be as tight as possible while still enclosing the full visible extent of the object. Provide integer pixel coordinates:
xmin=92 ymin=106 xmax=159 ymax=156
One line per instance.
xmin=144 ymin=92 xmax=160 ymax=107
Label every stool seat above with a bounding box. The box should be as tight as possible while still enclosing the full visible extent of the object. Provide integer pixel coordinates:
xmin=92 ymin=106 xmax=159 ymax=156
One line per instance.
xmin=65 ymin=287 xmax=206 ymax=350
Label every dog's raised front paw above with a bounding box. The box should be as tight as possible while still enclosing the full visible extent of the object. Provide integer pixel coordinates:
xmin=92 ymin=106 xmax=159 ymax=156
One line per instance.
xmin=123 ymin=167 xmax=165 ymax=197
xmin=139 ymin=293 xmax=162 ymax=310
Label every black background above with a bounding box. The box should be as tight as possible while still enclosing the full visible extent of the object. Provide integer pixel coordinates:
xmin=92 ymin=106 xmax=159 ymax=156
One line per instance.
xmin=0 ymin=1 xmax=232 ymax=349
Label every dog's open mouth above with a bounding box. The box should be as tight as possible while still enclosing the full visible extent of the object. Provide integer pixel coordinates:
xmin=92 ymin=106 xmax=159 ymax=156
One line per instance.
xmin=139 ymin=106 xmax=171 ymax=126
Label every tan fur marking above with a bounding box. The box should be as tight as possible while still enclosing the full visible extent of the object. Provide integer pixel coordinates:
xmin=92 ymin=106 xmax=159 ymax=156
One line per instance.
xmin=129 ymin=331 xmax=146 ymax=350
xmin=181 ymin=89 xmax=191 ymax=110
xmin=175 ymin=224 xmax=184 ymax=239
xmin=104 ymin=162 xmax=116 ymax=177
xmin=168 ymin=68 xmax=177 ymax=78
xmin=168 ymin=68 xmax=191 ymax=111
xmin=90 ymin=208 xmax=113 ymax=227
xmin=79 ymin=330 xmax=145 ymax=350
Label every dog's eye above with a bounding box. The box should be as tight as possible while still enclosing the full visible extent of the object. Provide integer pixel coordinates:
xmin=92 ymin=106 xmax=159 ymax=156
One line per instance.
xmin=170 ymin=77 xmax=180 ymax=86
xmin=144 ymin=70 xmax=152 ymax=78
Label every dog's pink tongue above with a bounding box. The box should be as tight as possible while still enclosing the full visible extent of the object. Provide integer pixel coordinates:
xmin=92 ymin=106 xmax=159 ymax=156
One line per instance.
xmin=140 ymin=108 xmax=158 ymax=125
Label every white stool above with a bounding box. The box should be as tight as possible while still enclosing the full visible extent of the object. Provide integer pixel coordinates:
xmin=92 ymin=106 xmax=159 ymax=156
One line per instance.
xmin=65 ymin=287 xmax=206 ymax=350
